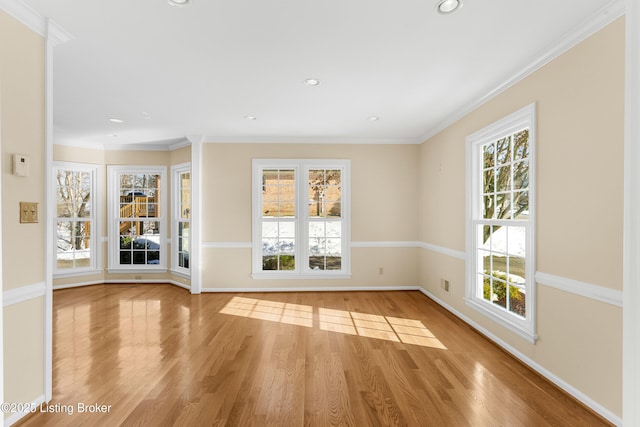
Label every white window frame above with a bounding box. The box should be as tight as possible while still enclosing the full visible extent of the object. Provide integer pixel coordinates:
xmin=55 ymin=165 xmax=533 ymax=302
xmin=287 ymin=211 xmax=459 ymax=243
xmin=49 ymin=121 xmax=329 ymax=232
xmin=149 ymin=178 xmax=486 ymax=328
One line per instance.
xmin=252 ymin=159 xmax=351 ymax=279
xmin=171 ymin=162 xmax=191 ymax=276
xmin=108 ymin=165 xmax=168 ymax=272
xmin=465 ymin=103 xmax=537 ymax=343
xmin=52 ymin=161 xmax=100 ymax=277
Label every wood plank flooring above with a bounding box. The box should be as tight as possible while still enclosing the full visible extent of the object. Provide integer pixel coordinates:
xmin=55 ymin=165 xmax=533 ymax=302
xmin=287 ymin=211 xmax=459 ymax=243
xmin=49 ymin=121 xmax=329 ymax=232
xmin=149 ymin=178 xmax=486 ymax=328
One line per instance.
xmin=17 ymin=285 xmax=610 ymax=426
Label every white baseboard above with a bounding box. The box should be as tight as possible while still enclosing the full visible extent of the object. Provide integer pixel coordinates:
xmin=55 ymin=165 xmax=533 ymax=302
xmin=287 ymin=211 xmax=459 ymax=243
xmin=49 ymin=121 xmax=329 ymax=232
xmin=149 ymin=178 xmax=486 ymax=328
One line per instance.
xmin=4 ymin=394 xmax=45 ymax=427
xmin=202 ymin=285 xmax=420 ymax=293
xmin=54 ymin=279 xmax=190 ymax=291
xmin=418 ymin=287 xmax=621 ymax=426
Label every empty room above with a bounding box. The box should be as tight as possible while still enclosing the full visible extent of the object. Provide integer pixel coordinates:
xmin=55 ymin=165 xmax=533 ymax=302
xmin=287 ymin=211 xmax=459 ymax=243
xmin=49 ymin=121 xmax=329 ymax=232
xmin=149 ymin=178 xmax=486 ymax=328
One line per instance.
xmin=1 ymin=0 xmax=639 ymax=426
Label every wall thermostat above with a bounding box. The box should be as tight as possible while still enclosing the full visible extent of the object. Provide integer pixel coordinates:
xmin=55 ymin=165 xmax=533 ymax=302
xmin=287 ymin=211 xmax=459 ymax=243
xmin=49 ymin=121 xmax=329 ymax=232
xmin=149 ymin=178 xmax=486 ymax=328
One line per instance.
xmin=13 ymin=154 xmax=30 ymax=177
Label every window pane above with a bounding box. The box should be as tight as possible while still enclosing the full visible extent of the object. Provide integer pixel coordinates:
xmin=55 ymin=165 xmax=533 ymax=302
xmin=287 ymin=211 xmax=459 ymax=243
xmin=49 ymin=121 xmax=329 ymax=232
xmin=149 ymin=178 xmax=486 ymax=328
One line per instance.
xmin=309 ymin=238 xmax=325 ymax=255
xmin=280 ymin=202 xmax=295 ymax=217
xmin=507 ymin=255 xmax=524 ymax=281
xmin=506 ymin=226 xmax=525 ymax=256
xmin=514 ymin=191 xmax=529 ymax=219
xmin=309 ymin=256 xmax=325 ymax=270
xmin=179 ymin=222 xmax=190 ymax=251
xmin=326 ymin=222 xmax=341 ymax=237
xmin=483 ymin=143 xmax=495 ymax=169
xmin=492 ymin=278 xmax=508 ymax=309
xmin=309 ymin=222 xmax=325 ymax=238
xmin=483 ymin=195 xmax=494 ymax=219
xmin=513 ymin=129 xmax=529 ymax=161
xmin=482 ymin=169 xmax=495 ymax=195
xmin=509 ymin=285 xmax=526 ymax=317
xmin=513 ymin=160 xmax=529 ymax=190
xmin=496 ymin=165 xmax=511 ymax=192
xmin=496 ymin=136 xmax=511 ymax=165
xmin=481 ymin=274 xmax=491 ymax=301
xmin=180 ymin=172 xmax=191 ymax=219
xmin=279 ymin=222 xmax=295 ymax=238
xmin=496 ymin=193 xmax=511 ymax=220
xmin=326 ymin=257 xmax=342 ymax=271
xmin=279 ymin=239 xmax=295 ymax=255
xmin=326 ymin=238 xmax=341 ymax=256
xmin=327 ymin=202 xmax=341 ymax=217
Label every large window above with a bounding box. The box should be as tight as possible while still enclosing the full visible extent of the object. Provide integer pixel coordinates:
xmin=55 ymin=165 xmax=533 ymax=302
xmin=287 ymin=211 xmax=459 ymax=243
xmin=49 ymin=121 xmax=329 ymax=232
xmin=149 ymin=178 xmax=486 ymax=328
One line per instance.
xmin=108 ymin=166 xmax=167 ymax=271
xmin=252 ymin=159 xmax=350 ymax=278
xmin=53 ymin=162 xmax=98 ymax=275
xmin=466 ymin=103 xmax=537 ymax=342
xmin=172 ymin=163 xmax=191 ymax=274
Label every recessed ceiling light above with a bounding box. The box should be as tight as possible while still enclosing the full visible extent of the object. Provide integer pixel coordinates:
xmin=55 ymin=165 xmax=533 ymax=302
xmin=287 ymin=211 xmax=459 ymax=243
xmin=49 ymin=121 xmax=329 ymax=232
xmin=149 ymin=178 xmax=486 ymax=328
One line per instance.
xmin=304 ymin=78 xmax=320 ymax=86
xmin=108 ymin=118 xmax=124 ymax=123
xmin=245 ymin=115 xmax=257 ymax=121
xmin=368 ymin=116 xmax=380 ymax=121
xmin=436 ymin=0 xmax=462 ymax=14
xmin=168 ymin=0 xmax=189 ymax=6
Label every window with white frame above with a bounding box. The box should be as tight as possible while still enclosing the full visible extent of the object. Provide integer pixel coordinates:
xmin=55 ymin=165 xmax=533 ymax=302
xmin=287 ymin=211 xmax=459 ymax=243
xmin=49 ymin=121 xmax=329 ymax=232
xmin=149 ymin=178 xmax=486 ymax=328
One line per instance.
xmin=53 ymin=162 xmax=98 ymax=275
xmin=466 ymin=103 xmax=537 ymax=342
xmin=172 ymin=163 xmax=191 ymax=274
xmin=252 ymin=159 xmax=350 ymax=278
xmin=108 ymin=166 xmax=167 ymax=270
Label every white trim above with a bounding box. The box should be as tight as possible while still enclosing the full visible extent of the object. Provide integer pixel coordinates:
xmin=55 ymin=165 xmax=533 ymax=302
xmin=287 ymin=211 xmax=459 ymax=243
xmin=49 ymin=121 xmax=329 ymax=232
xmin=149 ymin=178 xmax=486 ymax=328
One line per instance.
xmin=189 ymin=137 xmax=202 ymax=294
xmin=536 ymin=272 xmax=623 ymax=308
xmin=54 ymin=279 xmax=191 ymax=290
xmin=251 ymin=159 xmax=351 ymax=278
xmin=465 ymin=103 xmax=537 ymax=340
xmin=52 ymin=161 xmax=99 ymax=275
xmin=107 ymin=165 xmax=168 ymax=271
xmin=419 ymin=288 xmax=621 ymax=426
xmin=107 ymin=269 xmax=167 ymax=274
xmin=202 ymin=241 xmax=252 ymax=249
xmin=53 ymin=269 xmax=102 ymax=279
xmin=419 ymin=0 xmax=625 ymax=143
xmin=3 ymin=282 xmax=46 ymax=307
xmin=624 ymin=0 xmax=640 ymax=424
xmin=202 ymin=136 xmax=420 ymax=145
xmin=351 ymin=241 xmax=420 ymax=248
xmin=101 ymin=236 xmax=108 ymax=243
xmin=3 ymin=393 xmax=45 ymax=427
xmin=171 ymin=163 xmax=191 ymax=276
xmin=168 ymin=138 xmax=191 ymax=151
xmin=417 ymin=241 xmax=466 ymax=260
xmin=0 ymin=0 xmax=43 ymax=36
xmin=203 ymin=285 xmax=420 ymax=293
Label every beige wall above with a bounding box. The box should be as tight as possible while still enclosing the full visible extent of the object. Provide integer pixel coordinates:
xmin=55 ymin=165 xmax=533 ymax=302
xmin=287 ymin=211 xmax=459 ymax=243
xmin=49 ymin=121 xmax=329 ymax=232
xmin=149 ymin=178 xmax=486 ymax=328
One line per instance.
xmin=201 ymin=143 xmax=420 ymax=289
xmin=418 ymin=18 xmax=624 ymax=416
xmin=0 ymin=10 xmax=46 ymax=410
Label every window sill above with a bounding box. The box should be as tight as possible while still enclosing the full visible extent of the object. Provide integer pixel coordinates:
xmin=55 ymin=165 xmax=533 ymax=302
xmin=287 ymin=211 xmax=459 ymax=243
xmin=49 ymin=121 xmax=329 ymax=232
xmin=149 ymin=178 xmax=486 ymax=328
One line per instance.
xmin=54 ymin=269 xmax=102 ymax=278
xmin=107 ymin=268 xmax=168 ymax=274
xmin=465 ymin=297 xmax=538 ymax=344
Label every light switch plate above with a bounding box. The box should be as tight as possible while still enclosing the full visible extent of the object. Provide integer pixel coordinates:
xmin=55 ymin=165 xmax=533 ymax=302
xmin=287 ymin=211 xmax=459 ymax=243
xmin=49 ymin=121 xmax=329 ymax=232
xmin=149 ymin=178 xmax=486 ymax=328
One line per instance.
xmin=20 ymin=202 xmax=38 ymax=223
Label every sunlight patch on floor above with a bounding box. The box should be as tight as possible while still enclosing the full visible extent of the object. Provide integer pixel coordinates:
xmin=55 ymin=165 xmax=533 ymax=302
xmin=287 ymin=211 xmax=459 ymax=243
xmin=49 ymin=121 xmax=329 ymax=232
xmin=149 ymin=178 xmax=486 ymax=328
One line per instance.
xmin=220 ymin=296 xmax=446 ymax=349
xmin=219 ymin=296 xmax=314 ymax=327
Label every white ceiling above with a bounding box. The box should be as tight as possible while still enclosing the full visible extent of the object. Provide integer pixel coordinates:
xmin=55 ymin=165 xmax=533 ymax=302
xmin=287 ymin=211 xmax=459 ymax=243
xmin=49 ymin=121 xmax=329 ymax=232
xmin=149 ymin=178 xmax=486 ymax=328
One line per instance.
xmin=19 ymin=0 xmax=623 ymax=148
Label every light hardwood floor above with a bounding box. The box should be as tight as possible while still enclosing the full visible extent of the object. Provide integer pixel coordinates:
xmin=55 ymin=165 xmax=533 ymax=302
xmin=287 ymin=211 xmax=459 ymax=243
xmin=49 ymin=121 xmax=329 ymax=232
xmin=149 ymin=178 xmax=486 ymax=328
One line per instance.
xmin=17 ymin=285 xmax=610 ymax=426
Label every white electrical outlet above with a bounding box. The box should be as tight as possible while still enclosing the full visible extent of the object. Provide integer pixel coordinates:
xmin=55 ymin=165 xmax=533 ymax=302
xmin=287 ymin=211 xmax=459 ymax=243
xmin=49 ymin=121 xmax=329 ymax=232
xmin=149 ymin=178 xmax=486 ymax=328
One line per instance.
xmin=13 ymin=154 xmax=30 ymax=177
xmin=441 ymin=278 xmax=450 ymax=292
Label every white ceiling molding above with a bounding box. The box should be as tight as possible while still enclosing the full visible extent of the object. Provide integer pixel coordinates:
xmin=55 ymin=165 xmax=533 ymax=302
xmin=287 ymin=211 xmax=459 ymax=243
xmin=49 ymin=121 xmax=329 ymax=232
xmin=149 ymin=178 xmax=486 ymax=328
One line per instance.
xmin=46 ymin=18 xmax=73 ymax=46
xmin=418 ymin=0 xmax=625 ymax=143
xmin=0 ymin=0 xmax=43 ymax=36
xmin=199 ymin=135 xmax=421 ymax=145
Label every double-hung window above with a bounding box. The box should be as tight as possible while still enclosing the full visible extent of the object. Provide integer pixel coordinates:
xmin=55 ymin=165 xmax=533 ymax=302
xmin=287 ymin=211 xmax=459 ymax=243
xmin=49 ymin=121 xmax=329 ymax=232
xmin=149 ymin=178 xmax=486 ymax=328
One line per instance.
xmin=108 ymin=166 xmax=167 ymax=271
xmin=466 ymin=103 xmax=537 ymax=342
xmin=53 ymin=162 xmax=98 ymax=275
xmin=172 ymin=163 xmax=191 ymax=275
xmin=252 ymin=159 xmax=350 ymax=278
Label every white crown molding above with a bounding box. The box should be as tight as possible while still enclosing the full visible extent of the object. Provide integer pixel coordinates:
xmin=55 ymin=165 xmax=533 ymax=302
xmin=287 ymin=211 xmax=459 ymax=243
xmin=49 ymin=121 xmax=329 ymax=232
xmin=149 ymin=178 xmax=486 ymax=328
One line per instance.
xmin=3 ymin=282 xmax=46 ymax=307
xmin=0 ymin=1 xmax=73 ymax=43
xmin=419 ymin=0 xmax=625 ymax=143
xmin=46 ymin=18 xmax=73 ymax=46
xmin=168 ymin=138 xmax=191 ymax=151
xmin=419 ymin=288 xmax=621 ymax=426
xmin=535 ymin=272 xmax=623 ymax=308
xmin=53 ymin=140 xmax=190 ymax=152
xmin=200 ymin=135 xmax=421 ymax=145
xmin=0 ymin=0 xmax=44 ymax=36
